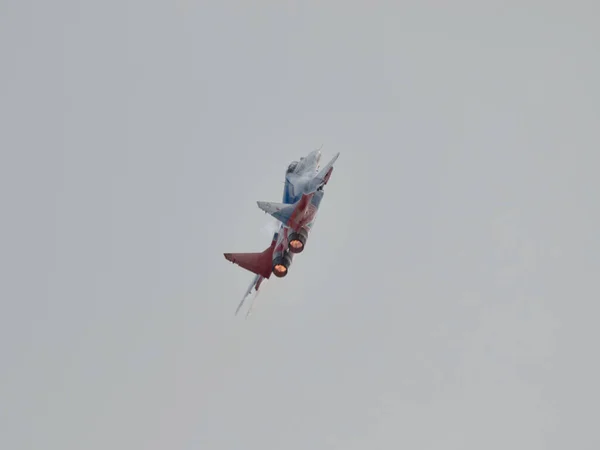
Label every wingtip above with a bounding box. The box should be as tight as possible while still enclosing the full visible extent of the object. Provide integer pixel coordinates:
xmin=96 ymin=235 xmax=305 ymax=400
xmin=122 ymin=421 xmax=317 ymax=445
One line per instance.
xmin=257 ymin=201 xmax=277 ymax=214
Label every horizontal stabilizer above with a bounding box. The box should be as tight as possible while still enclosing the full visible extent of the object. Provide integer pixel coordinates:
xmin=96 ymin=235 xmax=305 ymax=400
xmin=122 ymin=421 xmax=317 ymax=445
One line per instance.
xmin=224 ymin=241 xmax=275 ymax=279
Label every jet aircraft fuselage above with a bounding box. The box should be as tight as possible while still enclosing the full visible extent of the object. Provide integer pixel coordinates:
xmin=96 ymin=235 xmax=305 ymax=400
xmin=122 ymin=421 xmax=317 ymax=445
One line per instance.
xmin=223 ymin=148 xmax=340 ymax=314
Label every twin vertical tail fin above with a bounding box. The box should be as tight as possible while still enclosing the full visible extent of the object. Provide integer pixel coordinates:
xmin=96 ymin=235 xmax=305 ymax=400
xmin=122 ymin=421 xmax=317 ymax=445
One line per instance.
xmin=225 ymin=239 xmax=275 ymax=316
xmin=234 ymin=273 xmax=264 ymax=317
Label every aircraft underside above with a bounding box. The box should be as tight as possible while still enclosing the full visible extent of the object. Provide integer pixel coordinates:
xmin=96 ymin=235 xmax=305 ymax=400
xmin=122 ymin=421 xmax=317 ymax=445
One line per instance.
xmin=223 ymin=149 xmax=339 ymax=315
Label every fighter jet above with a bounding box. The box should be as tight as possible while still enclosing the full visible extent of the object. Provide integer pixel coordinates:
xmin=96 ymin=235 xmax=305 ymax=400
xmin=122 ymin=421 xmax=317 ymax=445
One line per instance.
xmin=224 ymin=148 xmax=340 ymax=315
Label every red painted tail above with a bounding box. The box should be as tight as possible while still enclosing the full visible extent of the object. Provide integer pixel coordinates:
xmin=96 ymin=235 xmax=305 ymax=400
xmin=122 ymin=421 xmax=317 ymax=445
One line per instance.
xmin=224 ymin=240 xmax=275 ymax=279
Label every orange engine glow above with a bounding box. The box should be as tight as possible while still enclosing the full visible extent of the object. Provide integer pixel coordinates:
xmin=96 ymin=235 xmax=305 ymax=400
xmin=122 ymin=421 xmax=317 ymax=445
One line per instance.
xmin=274 ymin=264 xmax=287 ymax=273
xmin=289 ymin=240 xmax=303 ymax=249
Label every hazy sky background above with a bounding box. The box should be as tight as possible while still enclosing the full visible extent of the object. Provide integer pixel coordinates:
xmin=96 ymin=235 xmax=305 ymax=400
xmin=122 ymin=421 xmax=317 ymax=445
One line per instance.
xmin=1 ymin=1 xmax=599 ymax=449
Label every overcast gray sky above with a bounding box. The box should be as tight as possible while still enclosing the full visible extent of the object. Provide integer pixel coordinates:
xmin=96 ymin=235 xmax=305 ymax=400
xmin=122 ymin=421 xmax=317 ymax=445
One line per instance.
xmin=1 ymin=1 xmax=599 ymax=449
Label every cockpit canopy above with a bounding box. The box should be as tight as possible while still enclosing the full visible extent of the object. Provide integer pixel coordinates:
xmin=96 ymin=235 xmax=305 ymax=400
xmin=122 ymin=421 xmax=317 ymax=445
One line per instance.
xmin=286 ymin=161 xmax=299 ymax=174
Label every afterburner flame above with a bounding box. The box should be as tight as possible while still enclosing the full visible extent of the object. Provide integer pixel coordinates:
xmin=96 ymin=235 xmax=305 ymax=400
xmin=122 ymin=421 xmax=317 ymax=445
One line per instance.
xmin=274 ymin=264 xmax=287 ymax=273
xmin=289 ymin=240 xmax=303 ymax=249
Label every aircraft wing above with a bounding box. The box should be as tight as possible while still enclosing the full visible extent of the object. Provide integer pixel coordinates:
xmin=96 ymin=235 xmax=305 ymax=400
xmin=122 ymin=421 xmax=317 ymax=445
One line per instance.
xmin=309 ymin=152 xmax=340 ymax=191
